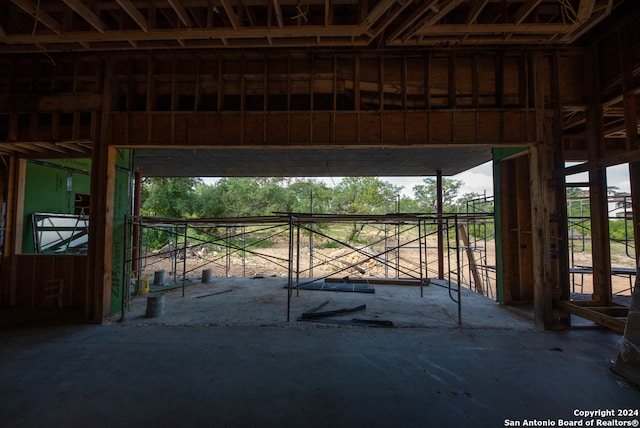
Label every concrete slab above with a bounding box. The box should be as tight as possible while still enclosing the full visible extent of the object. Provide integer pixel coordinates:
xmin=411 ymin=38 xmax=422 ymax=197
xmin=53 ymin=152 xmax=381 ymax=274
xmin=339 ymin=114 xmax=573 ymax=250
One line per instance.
xmin=0 ymin=321 xmax=638 ymax=428
xmin=120 ymin=277 xmax=533 ymax=329
xmin=2 ymin=280 xmax=639 ymax=427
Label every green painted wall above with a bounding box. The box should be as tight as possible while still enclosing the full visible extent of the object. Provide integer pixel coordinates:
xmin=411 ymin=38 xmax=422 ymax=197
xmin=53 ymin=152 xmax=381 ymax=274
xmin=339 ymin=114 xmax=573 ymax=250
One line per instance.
xmin=21 ymin=151 xmax=133 ymax=315
xmin=493 ymin=147 xmax=528 ymax=304
xmin=22 ymin=161 xmax=91 ymax=253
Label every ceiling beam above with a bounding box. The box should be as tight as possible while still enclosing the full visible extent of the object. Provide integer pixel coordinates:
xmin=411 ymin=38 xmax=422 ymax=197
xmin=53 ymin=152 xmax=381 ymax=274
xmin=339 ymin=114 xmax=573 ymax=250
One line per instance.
xmin=1 ymin=25 xmax=363 ymax=44
xmin=513 ymin=0 xmax=542 ymax=25
xmin=385 ymin=0 xmax=438 ymax=43
xmin=360 ymin=0 xmax=396 ymax=32
xmin=10 ymin=0 xmax=62 ymax=34
xmin=167 ymin=0 xmax=192 ymax=27
xmin=115 ymin=0 xmax=149 ymax=32
xmin=221 ymin=0 xmax=240 ymax=29
xmin=466 ymin=0 xmax=489 ymax=25
xmin=62 ymin=0 xmax=106 ymax=33
xmin=577 ymin=0 xmax=597 ymax=23
xmin=401 ymin=0 xmax=464 ymax=42
xmin=272 ymin=0 xmax=283 ymax=28
xmin=421 ymin=0 xmax=464 ymax=28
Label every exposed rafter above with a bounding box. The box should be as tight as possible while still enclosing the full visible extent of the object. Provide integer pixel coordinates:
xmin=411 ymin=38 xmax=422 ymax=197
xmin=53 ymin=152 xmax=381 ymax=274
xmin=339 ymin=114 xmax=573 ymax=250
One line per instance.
xmin=62 ymin=0 xmax=106 ymax=33
xmin=115 ymin=0 xmax=149 ymax=31
xmin=0 ymin=0 xmax=627 ymax=51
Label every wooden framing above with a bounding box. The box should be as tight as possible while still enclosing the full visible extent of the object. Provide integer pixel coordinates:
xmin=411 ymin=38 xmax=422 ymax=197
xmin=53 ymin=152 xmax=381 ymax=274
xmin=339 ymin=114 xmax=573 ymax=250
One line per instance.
xmin=0 ymin=2 xmax=639 ymax=329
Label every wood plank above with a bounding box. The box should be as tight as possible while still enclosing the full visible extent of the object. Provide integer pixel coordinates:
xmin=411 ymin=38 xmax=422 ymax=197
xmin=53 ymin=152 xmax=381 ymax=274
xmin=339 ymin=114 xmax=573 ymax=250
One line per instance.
xmin=557 ymin=300 xmax=626 ymax=333
xmin=115 ymin=0 xmax=148 ymax=32
xmin=167 ymin=0 xmax=192 ymax=27
xmin=325 ymin=277 xmax=423 ymax=286
xmin=458 ymin=224 xmax=484 ymax=294
xmin=62 ymin=0 xmax=106 ymax=33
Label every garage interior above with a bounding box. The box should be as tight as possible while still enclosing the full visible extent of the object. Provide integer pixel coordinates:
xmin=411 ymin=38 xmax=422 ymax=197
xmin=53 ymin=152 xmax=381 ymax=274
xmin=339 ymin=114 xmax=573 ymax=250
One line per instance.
xmin=1 ymin=0 xmax=640 ymax=425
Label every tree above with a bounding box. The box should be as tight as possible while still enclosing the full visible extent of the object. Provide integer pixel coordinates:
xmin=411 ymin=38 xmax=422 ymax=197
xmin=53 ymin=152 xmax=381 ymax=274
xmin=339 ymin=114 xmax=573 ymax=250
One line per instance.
xmin=332 ymin=177 xmax=402 ymax=215
xmin=141 ymin=177 xmax=201 ymax=218
xmin=412 ymin=177 xmax=462 ymax=213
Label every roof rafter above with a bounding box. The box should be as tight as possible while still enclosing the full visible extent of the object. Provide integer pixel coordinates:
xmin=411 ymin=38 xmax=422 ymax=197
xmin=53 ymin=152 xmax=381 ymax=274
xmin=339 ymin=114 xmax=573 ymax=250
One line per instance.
xmin=466 ymin=0 xmax=489 ymax=24
xmin=62 ymin=0 xmax=106 ymax=33
xmin=513 ymin=0 xmax=542 ymax=24
xmin=386 ymin=0 xmax=439 ymax=43
xmin=167 ymin=0 xmax=192 ymax=27
xmin=115 ymin=0 xmax=149 ymax=32
xmin=10 ymin=0 xmax=62 ymax=34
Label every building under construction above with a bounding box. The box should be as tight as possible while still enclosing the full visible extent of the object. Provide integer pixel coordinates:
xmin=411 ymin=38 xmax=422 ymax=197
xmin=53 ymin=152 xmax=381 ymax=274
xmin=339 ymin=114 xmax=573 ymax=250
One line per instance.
xmin=0 ymin=1 xmax=639 ymax=426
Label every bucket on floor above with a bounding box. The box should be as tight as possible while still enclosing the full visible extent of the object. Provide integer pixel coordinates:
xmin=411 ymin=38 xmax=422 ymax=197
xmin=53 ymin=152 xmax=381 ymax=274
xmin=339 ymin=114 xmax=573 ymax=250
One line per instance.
xmin=153 ymin=270 xmax=166 ymax=285
xmin=146 ymin=294 xmax=165 ymax=317
xmin=202 ymin=268 xmax=212 ymax=284
xmin=138 ymin=278 xmax=150 ymax=295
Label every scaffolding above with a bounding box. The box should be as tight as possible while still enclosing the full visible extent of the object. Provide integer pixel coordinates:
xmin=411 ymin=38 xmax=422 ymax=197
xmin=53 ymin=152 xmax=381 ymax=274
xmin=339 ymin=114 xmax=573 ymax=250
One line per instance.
xmin=123 ymin=212 xmax=497 ymax=322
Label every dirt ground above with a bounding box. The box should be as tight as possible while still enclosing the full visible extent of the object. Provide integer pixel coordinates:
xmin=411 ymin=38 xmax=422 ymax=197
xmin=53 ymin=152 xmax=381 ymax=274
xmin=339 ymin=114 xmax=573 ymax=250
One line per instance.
xmin=137 ymin=233 xmax=635 ymax=298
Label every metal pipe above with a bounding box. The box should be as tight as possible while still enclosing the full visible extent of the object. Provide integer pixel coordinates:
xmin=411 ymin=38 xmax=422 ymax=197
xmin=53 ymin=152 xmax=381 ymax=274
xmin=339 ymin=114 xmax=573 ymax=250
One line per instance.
xmin=437 ymin=170 xmax=444 ymax=279
xmin=182 ymin=223 xmax=187 ymax=297
xmin=287 ymin=215 xmax=295 ymax=322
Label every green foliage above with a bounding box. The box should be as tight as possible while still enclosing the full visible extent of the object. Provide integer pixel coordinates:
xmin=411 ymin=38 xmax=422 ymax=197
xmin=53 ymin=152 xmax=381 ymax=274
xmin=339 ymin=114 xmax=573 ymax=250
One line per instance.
xmin=333 ymin=177 xmax=402 ymax=214
xmin=412 ymin=178 xmax=462 ymax=213
xmin=609 ymin=219 xmax=634 ymax=242
xmin=141 ymin=177 xmax=201 ymax=218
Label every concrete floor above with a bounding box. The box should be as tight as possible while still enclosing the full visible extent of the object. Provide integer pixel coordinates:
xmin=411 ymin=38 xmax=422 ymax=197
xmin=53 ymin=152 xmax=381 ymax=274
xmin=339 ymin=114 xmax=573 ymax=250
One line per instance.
xmin=1 ymin=279 xmax=639 ymax=428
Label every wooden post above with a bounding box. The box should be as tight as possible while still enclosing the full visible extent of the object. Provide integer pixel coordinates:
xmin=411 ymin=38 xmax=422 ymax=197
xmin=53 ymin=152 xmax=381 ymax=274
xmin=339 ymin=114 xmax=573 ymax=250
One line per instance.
xmin=529 ymin=52 xmax=569 ymax=329
xmin=585 ymin=47 xmax=612 ymax=305
xmin=86 ymin=59 xmax=116 ymax=323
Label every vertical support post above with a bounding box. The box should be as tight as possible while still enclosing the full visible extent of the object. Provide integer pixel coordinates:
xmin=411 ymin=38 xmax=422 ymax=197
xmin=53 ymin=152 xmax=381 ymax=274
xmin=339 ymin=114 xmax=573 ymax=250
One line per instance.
xmin=86 ymin=59 xmax=116 ymax=323
xmin=529 ymin=52 xmax=569 ymax=329
xmin=585 ymin=47 xmax=612 ymax=304
xmin=437 ymin=170 xmax=444 ymax=279
xmin=309 ymin=191 xmax=314 ymax=278
xmin=131 ymin=171 xmax=142 ymax=278
xmin=182 ymin=223 xmax=187 ymax=297
xmin=287 ymin=215 xmax=294 ymax=322
xmin=296 ymin=220 xmax=300 ymax=297
xmin=418 ymin=219 xmax=424 ymax=298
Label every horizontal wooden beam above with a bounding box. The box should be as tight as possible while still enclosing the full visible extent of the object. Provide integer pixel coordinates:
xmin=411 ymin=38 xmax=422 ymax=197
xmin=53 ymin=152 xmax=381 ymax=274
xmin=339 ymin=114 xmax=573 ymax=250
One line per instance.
xmin=0 ymin=94 xmax=102 ymax=112
xmin=108 ymin=110 xmax=537 ymax=148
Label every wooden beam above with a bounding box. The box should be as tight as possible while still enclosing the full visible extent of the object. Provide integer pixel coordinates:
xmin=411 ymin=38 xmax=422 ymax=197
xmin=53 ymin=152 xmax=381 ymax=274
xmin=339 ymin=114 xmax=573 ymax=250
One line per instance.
xmin=556 ymin=300 xmax=626 ymax=333
xmin=115 ymin=0 xmax=149 ymax=32
xmin=86 ymin=60 xmax=115 ymax=323
xmin=220 ymin=0 xmax=239 ymax=29
xmin=421 ymin=0 xmax=464 ymax=28
xmin=513 ymin=0 xmax=542 ymax=25
xmin=272 ymin=0 xmax=283 ymax=28
xmin=466 ymin=0 xmax=489 ymax=25
xmin=167 ymin=0 xmax=192 ymax=27
xmin=413 ymin=23 xmax=577 ymax=35
xmin=577 ymin=0 xmax=596 ymax=23
xmin=10 ymin=0 xmax=62 ymax=34
xmin=586 ymin=47 xmax=612 ymax=305
xmin=360 ymin=0 xmax=396 ymax=32
xmin=1 ymin=25 xmax=364 ymax=44
xmin=385 ymin=0 xmax=438 ymax=43
xmin=63 ymin=0 xmax=106 ymax=33
xmin=618 ymin=26 xmax=639 ymax=151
